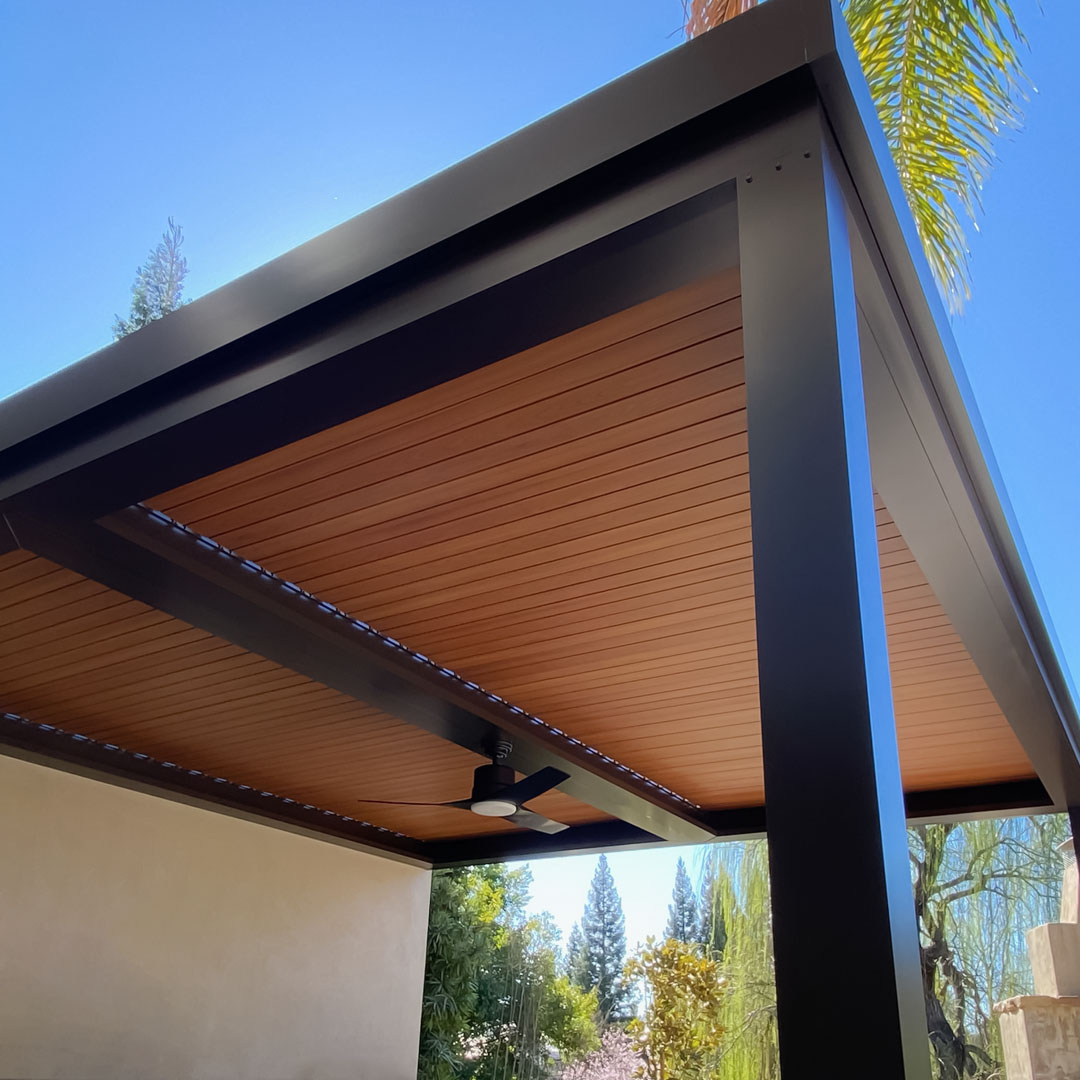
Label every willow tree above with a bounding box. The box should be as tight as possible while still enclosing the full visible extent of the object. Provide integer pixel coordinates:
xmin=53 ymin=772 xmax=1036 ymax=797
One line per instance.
xmin=696 ymin=840 xmax=779 ymax=1080
xmin=695 ymin=817 xmax=1067 ymax=1080
xmin=684 ymin=0 xmax=1028 ymax=308
xmin=911 ymin=815 xmax=1066 ymax=1079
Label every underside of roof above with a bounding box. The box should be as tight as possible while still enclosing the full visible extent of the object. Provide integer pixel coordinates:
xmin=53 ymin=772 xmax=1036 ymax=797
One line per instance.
xmin=0 ymin=0 xmax=1075 ymax=867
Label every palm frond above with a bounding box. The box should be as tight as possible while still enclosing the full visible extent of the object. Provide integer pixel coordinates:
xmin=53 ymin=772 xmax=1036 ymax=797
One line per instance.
xmin=844 ymin=0 xmax=1027 ymax=307
xmin=685 ymin=0 xmax=1030 ymax=310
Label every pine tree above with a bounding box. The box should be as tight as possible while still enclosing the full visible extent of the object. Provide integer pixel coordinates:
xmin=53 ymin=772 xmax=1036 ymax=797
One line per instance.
xmin=664 ymin=856 xmax=698 ymax=943
xmin=575 ymin=854 xmax=632 ymax=1021
xmin=113 ymin=217 xmax=188 ymax=338
xmin=697 ymin=875 xmax=727 ymax=959
xmin=566 ymin=920 xmax=587 ymax=985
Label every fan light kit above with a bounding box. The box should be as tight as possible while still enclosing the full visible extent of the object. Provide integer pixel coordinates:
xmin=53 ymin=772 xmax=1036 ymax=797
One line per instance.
xmin=357 ymin=742 xmax=571 ymax=834
xmin=470 ymin=798 xmax=519 ymax=817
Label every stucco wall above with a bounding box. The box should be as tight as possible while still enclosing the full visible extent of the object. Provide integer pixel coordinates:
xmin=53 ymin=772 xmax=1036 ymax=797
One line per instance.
xmin=0 ymin=753 xmax=430 ymax=1080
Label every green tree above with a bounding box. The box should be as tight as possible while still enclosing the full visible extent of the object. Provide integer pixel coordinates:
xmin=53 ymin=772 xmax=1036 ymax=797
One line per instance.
xmin=910 ymin=815 xmax=1066 ymax=1079
xmin=420 ymin=864 xmax=599 ymax=1080
xmin=695 ymin=817 xmax=1067 ymax=1080
xmin=697 ymin=840 xmax=779 ymax=1080
xmin=420 ymin=865 xmax=505 ymax=1080
xmin=566 ymin=921 xmax=588 ymax=984
xmin=574 ymin=854 xmax=633 ymax=1022
xmin=685 ymin=0 xmax=1029 ymax=308
xmin=113 ymin=217 xmax=188 ymax=338
xmin=665 ymin=856 xmax=699 ymax=943
xmin=625 ymin=937 xmax=727 ymax=1080
xmin=696 ymin=876 xmax=727 ymax=960
xmin=474 ymin=901 xmax=599 ymax=1080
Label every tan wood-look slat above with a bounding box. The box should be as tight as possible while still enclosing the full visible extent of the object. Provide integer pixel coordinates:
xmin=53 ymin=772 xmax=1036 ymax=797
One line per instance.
xmin=148 ymin=271 xmax=1033 ymax=810
xmin=0 ymin=551 xmax=604 ymax=841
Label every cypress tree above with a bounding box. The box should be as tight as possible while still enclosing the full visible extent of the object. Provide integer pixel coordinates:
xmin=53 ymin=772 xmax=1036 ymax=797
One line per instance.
xmin=113 ymin=218 xmax=188 ymax=339
xmin=697 ymin=874 xmax=728 ymax=959
xmin=664 ymin=856 xmax=698 ymax=943
xmin=566 ymin=920 xmax=587 ymax=985
xmin=575 ymin=853 xmax=632 ymax=1021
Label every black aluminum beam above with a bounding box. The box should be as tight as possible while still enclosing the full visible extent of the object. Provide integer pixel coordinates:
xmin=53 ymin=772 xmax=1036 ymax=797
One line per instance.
xmin=432 ymin=782 xmax=1058 ymax=868
xmin=10 ymin=507 xmax=715 ymax=846
xmin=3 ymin=711 xmax=1051 ymax=872
xmin=431 ymin=806 xmax=773 ymax=869
xmin=836 ymin=177 xmax=1080 ymax=808
xmin=904 ymin=779 xmax=1052 ymax=822
xmin=0 ymin=711 xmax=429 ymax=866
xmin=0 ymin=514 xmax=16 ymax=556
xmin=0 ymin=148 xmax=745 ymax=521
xmin=810 ymin=12 xmax=1080 ymax=806
xmin=0 ymin=0 xmax=1071 ymax=882
xmin=0 ymin=0 xmax=831 ymax=495
xmin=428 ymin=821 xmax=664 ymax=869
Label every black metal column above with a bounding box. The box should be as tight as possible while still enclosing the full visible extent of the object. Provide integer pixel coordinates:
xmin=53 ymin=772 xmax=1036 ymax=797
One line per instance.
xmin=739 ymin=111 xmax=930 ymax=1079
xmin=1068 ymin=805 xmax=1080 ymax=861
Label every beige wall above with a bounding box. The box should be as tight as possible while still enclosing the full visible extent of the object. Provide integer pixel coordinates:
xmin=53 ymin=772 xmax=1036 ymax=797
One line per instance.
xmin=0 ymin=753 xmax=430 ymax=1080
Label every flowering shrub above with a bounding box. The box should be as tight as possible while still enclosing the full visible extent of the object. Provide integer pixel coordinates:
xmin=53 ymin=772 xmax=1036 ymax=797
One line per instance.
xmin=558 ymin=1029 xmax=641 ymax=1080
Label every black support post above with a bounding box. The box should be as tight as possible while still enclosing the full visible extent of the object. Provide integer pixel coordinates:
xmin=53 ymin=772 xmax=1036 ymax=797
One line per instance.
xmin=739 ymin=110 xmax=930 ymax=1079
xmin=1069 ymin=806 xmax=1080 ymax=840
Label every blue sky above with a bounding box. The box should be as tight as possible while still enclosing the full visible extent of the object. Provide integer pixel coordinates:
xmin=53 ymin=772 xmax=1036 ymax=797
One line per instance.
xmin=2 ymin=0 xmax=1077 ymax=944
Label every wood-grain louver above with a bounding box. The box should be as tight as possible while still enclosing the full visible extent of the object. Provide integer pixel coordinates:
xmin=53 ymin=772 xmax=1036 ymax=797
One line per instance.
xmin=1 ymin=268 xmax=1003 ymax=837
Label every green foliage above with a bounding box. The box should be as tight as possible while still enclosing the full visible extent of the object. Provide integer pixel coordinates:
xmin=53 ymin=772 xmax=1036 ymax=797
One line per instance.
xmin=691 ymin=817 xmax=1067 ymax=1080
xmin=664 ymin=857 xmax=698 ymax=944
xmin=420 ymin=865 xmax=506 ymax=1080
xmin=474 ymin=908 xmax=600 ymax=1080
xmin=565 ymin=922 xmax=589 ymax=989
xmin=625 ymin=937 xmax=726 ymax=1080
xmin=695 ymin=841 xmax=779 ymax=1080
xmin=541 ymin=975 xmax=603 ymax=1063
xmin=113 ymin=217 xmax=188 ymax=338
xmin=696 ymin=875 xmax=727 ymax=960
xmin=572 ymin=854 xmax=634 ymax=1022
xmin=685 ymin=0 xmax=1030 ymax=309
xmin=843 ymin=0 xmax=1026 ymax=306
xmin=911 ymin=814 xmax=1066 ymax=1079
xmin=420 ymin=864 xmax=599 ymax=1080
xmin=424 ymin=819 xmax=1067 ymax=1080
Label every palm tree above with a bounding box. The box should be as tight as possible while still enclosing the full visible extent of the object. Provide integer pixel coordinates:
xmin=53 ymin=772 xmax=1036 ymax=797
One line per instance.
xmin=685 ymin=0 xmax=1028 ymax=310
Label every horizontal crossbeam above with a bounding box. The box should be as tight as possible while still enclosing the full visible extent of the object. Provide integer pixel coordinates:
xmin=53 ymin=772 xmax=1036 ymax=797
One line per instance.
xmin=10 ymin=507 xmax=716 ymax=846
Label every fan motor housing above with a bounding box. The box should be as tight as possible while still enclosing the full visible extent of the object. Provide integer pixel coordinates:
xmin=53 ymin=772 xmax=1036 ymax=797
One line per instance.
xmin=471 ymin=762 xmax=515 ymax=801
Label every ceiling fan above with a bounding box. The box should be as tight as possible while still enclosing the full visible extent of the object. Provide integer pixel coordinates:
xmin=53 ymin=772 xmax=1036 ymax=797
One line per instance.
xmin=357 ymin=743 xmax=571 ymax=834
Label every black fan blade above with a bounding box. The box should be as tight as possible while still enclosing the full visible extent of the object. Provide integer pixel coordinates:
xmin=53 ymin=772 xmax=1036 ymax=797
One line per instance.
xmin=356 ymin=798 xmax=474 ymax=811
xmin=508 ymin=808 xmax=570 ymax=835
xmin=499 ymin=767 xmax=570 ymax=807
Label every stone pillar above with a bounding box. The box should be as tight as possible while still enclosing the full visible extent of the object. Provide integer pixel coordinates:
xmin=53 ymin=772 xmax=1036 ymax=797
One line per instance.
xmin=995 ymin=835 xmax=1080 ymax=1079
xmin=1061 ymin=838 xmax=1078 ymax=924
